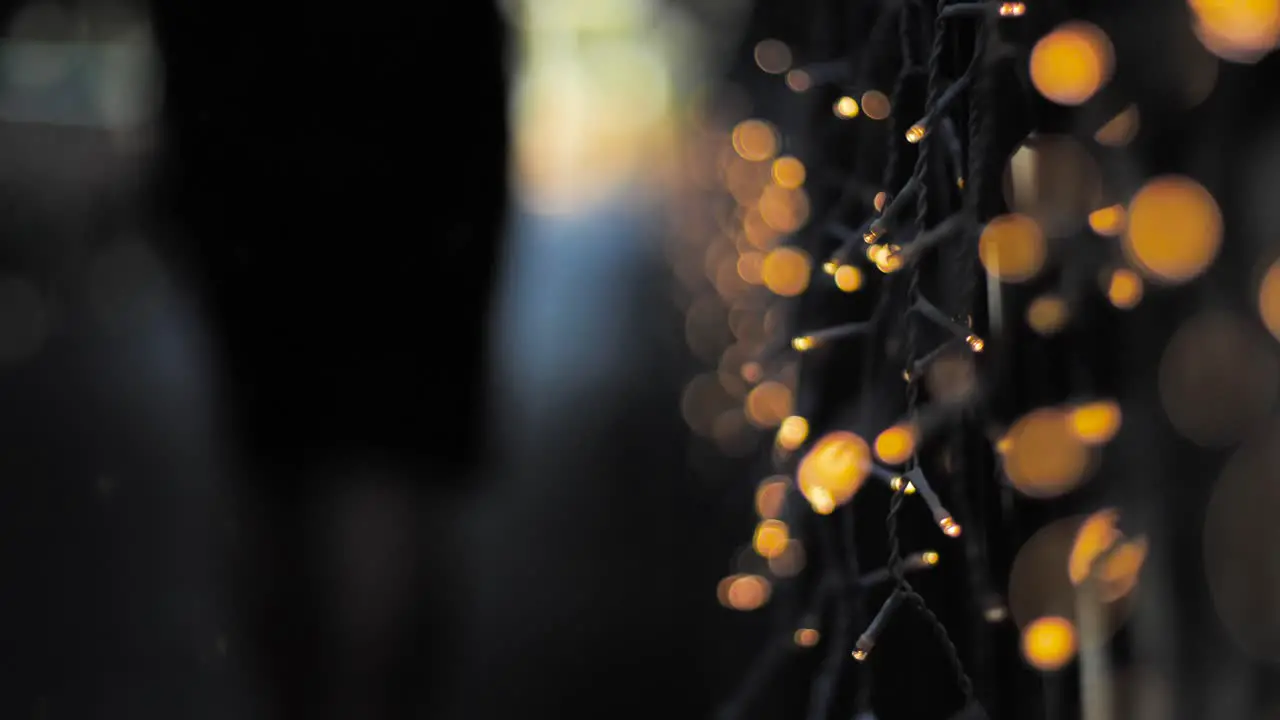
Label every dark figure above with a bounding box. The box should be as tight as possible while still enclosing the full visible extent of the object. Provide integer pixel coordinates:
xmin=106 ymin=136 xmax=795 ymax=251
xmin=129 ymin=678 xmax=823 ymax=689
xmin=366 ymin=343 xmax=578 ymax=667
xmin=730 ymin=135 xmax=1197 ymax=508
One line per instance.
xmin=147 ymin=4 xmax=510 ymax=718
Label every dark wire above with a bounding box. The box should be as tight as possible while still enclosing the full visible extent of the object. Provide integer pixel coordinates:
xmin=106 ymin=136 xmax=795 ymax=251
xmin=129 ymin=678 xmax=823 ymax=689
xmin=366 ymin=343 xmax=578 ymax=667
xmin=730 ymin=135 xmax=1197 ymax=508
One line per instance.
xmin=886 ymin=0 xmax=976 ymax=707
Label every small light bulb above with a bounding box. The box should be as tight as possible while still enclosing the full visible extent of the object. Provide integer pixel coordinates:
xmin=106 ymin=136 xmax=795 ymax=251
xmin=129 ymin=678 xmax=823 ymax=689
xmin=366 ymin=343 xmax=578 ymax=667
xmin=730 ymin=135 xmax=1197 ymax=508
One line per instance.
xmin=921 ymin=551 xmax=940 ymax=565
xmin=956 ymin=177 xmax=965 ymax=189
xmin=888 ymin=476 xmax=916 ymax=494
xmin=794 ymin=628 xmax=821 ymax=647
xmin=940 ymin=516 xmax=963 ymax=537
xmin=905 ymin=124 xmax=927 ymax=143
xmin=873 ymin=191 xmax=888 ymax=212
xmin=852 ymin=648 xmax=868 ymax=661
xmin=822 ymin=260 xmax=839 ymax=275
xmin=902 ymin=369 xmax=913 ymax=382
xmin=998 ymin=2 xmax=1026 ymax=16
xmin=965 ymin=335 xmax=985 ymax=352
xmin=834 ymin=96 xmax=860 ymax=118
xmin=876 ymin=246 xmax=903 ymax=274
xmin=792 ymin=336 xmax=815 ymax=351
xmin=863 ymin=227 xmax=881 ymax=244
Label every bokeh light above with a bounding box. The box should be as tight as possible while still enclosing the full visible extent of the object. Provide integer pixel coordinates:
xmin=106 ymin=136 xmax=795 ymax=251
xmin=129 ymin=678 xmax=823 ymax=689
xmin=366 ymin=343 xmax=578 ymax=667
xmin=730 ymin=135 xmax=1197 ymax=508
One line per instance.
xmin=1205 ymin=422 xmax=1280 ymax=661
xmin=753 ymin=39 xmax=792 ymax=74
xmin=1159 ymin=311 xmax=1278 ymax=447
xmin=761 ymin=247 xmax=812 ymax=296
xmin=771 ymin=156 xmax=806 ymax=189
xmin=834 ymin=265 xmax=863 ymax=293
xmin=834 ymin=96 xmax=859 ymax=118
xmin=752 ymin=519 xmax=790 ymax=559
xmin=797 ymin=431 xmax=872 ymax=514
xmin=1004 ymin=407 xmax=1090 ymax=498
xmin=1105 ymin=268 xmax=1144 ymax=309
xmin=860 ymin=90 xmax=891 ymax=120
xmin=755 ymin=478 xmax=789 ymax=519
xmin=1027 ymin=295 xmax=1070 ymax=336
xmin=1123 ymin=175 xmax=1222 ymax=284
xmin=1088 ymin=204 xmax=1127 ymax=236
xmin=979 ymin=213 xmax=1047 ymax=283
xmin=1068 ymin=400 xmax=1122 ymax=445
xmin=1003 ymin=134 xmax=1102 ymax=237
xmin=718 ymin=574 xmax=772 ymax=611
xmin=874 ymin=424 xmax=917 ymax=465
xmin=746 ymin=380 xmax=793 ymax=427
xmin=1190 ymin=0 xmax=1280 ymax=63
xmin=1022 ymin=616 xmax=1079 ymax=671
xmin=777 ymin=414 xmax=810 ymax=450
xmin=1094 ymin=104 xmax=1140 ymax=147
xmin=1030 ymin=22 xmax=1114 ymax=105
xmin=732 ymin=119 xmax=779 ymax=162
xmin=1257 ymin=258 xmax=1280 ymax=342
xmin=1068 ymin=508 xmax=1147 ymax=602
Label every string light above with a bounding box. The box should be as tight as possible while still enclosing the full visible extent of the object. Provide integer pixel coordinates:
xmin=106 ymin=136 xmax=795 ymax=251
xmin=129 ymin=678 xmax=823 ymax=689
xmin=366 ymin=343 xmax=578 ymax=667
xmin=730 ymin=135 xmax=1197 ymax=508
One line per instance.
xmin=790 ymin=318 xmax=877 ymax=352
xmin=905 ymin=75 xmax=972 ymax=144
xmin=912 ymin=295 xmax=987 ymax=352
xmin=852 ymin=590 xmax=907 ymax=661
xmin=938 ymin=1 xmax=1027 ymax=19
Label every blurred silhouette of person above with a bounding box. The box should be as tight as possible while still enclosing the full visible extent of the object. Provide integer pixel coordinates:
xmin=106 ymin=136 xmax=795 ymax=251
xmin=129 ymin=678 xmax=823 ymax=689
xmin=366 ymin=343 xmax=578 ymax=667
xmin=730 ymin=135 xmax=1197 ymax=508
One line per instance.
xmin=148 ymin=3 xmax=509 ymax=718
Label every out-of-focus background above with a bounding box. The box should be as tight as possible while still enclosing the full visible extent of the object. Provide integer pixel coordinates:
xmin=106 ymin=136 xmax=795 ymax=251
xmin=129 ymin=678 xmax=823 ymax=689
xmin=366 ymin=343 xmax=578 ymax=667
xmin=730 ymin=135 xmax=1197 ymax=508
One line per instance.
xmin=0 ymin=0 xmax=785 ymax=716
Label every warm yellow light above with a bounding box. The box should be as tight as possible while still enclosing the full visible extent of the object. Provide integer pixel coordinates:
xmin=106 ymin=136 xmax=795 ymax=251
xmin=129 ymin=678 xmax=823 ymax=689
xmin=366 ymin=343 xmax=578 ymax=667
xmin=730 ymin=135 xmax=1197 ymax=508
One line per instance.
xmin=822 ymin=260 xmax=839 ymax=275
xmin=834 ymin=265 xmax=863 ymax=292
xmin=1026 ymin=295 xmax=1070 ymax=336
xmin=863 ymin=227 xmax=881 ymax=244
xmin=759 ymin=185 xmax=811 ymax=233
xmin=979 ymin=213 xmax=1047 ymax=283
xmin=1124 ymin=175 xmax=1222 ymax=284
xmin=874 ymin=191 xmax=888 ymax=212
xmin=995 ymin=434 xmax=1013 ymax=455
xmin=905 ymin=124 xmax=927 ymax=143
xmin=869 ymin=244 xmax=903 ymax=274
xmin=1069 ymin=400 xmax=1122 ymax=445
xmin=761 ymin=247 xmax=812 ymax=297
xmin=777 ymin=415 xmax=810 ymax=450
xmin=1022 ymin=616 xmax=1078 ymax=671
xmin=1094 ymin=105 xmax=1140 ymax=147
xmin=852 ymin=648 xmax=868 ymax=661
xmin=755 ymin=479 xmax=788 ymax=519
xmin=834 ymin=96 xmax=860 ymax=118
xmin=1029 ymin=21 xmax=1114 ymax=105
xmin=1004 ymin=408 xmax=1089 ymax=498
xmin=922 ymin=551 xmax=940 ymax=565
xmin=889 ymin=476 xmax=917 ymax=494
xmin=718 ymin=574 xmax=773 ymax=611
xmin=1260 ymin=259 xmax=1280 ymax=342
xmin=966 ymin=335 xmax=986 ymax=352
xmin=746 ymin=381 xmax=793 ymax=427
xmin=794 ymin=628 xmax=821 ymax=647
xmin=1088 ymin=204 xmax=1127 ymax=236
xmin=772 ymin=156 xmax=807 ymax=189
xmin=753 ymin=519 xmax=790 ymax=559
xmin=874 ymin=424 xmax=917 ymax=465
xmin=940 ymin=516 xmax=963 ymax=537
xmin=861 ymin=90 xmax=892 ymax=120
xmin=1189 ymin=0 xmax=1280 ymax=63
xmin=797 ymin=431 xmax=872 ymax=513
xmin=732 ymin=119 xmax=780 ymax=162
xmin=792 ymin=336 xmax=815 ymax=352
xmin=1106 ymin=268 xmax=1144 ymax=309
xmin=1068 ymin=508 xmax=1148 ymax=602
xmin=999 ymin=2 xmax=1026 ymax=16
